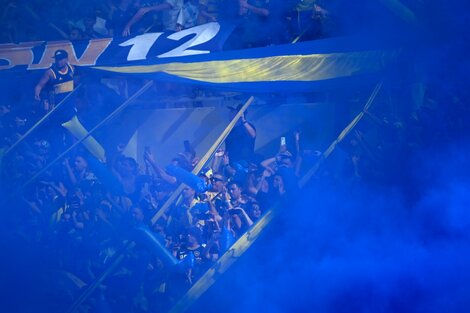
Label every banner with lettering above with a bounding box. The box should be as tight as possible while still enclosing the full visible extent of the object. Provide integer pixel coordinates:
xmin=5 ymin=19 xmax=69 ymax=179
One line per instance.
xmin=0 ymin=20 xmax=398 ymax=93
xmin=0 ymin=22 xmax=233 ymax=73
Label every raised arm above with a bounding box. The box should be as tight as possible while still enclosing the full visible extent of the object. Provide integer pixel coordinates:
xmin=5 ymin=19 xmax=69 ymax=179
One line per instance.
xmin=122 ymin=3 xmax=172 ymax=36
xmin=144 ymin=149 xmax=177 ymax=185
xmin=239 ymin=0 xmax=269 ymax=16
xmin=237 ymin=207 xmax=254 ymax=227
xmin=241 ymin=115 xmax=256 ymax=138
xmin=199 ymin=3 xmax=217 ymax=22
xmin=260 ymin=156 xmax=277 ymax=169
xmin=63 ymin=158 xmax=78 ymax=186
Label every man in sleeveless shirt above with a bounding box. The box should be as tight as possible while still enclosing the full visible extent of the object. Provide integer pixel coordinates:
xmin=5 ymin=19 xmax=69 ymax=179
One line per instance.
xmin=34 ymin=49 xmax=75 ymax=107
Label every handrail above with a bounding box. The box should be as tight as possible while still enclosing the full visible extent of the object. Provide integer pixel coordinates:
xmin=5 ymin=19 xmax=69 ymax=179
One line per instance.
xmin=150 ymin=96 xmax=255 ymax=226
xmin=3 ymin=84 xmax=82 ymax=157
xmin=17 ymin=81 xmax=153 ymax=193
xmin=65 ymin=94 xmax=255 ymax=313
xmin=169 ymin=81 xmax=384 ymax=313
xmin=298 ymin=81 xmax=383 ymax=188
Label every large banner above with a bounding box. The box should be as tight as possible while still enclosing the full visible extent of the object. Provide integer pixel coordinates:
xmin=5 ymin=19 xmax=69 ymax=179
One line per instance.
xmin=0 ymin=22 xmax=233 ymax=72
xmin=0 ymin=20 xmax=398 ymax=92
xmin=89 ymin=36 xmax=398 ymax=92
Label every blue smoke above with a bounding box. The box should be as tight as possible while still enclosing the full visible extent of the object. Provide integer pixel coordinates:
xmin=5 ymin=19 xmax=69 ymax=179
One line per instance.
xmin=187 ymin=0 xmax=470 ymax=311
xmin=191 ymin=141 xmax=470 ymax=313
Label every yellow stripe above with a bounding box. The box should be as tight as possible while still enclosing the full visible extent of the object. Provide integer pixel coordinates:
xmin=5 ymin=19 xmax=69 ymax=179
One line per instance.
xmin=61 ymin=116 xmax=106 ymax=162
xmin=49 ymin=68 xmax=56 ymax=80
xmin=54 ymin=80 xmax=74 ymax=94
xmin=93 ymin=50 xmax=396 ymax=83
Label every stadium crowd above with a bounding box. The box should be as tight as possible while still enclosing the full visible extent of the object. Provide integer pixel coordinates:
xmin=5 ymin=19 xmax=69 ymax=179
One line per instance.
xmin=1 ymin=73 xmax=467 ymax=313
xmin=0 ymin=0 xmax=334 ymax=312
xmin=0 ymin=0 xmax=332 ymax=47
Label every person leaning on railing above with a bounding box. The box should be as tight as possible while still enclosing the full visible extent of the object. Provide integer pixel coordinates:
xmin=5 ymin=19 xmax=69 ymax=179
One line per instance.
xmin=34 ymin=49 xmax=75 ymax=109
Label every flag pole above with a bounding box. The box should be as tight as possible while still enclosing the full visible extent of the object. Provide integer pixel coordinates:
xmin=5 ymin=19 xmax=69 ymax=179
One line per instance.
xmin=298 ymin=81 xmax=383 ymax=188
xmin=166 ymin=81 xmax=383 ymax=313
xmin=64 ymin=96 xmax=254 ymax=313
xmin=64 ymin=241 xmax=136 ymax=313
xmin=150 ymin=96 xmax=255 ymax=225
xmin=17 ymin=81 xmax=153 ymax=193
xmin=4 ymin=84 xmax=82 ymax=156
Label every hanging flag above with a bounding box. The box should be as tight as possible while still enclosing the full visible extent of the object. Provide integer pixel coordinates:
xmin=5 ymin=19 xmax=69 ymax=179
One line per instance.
xmin=87 ymin=37 xmax=399 ymax=92
xmin=1 ymin=21 xmax=398 ymax=92
xmin=61 ymin=116 xmax=106 ymax=162
xmin=0 ymin=22 xmax=235 ymax=73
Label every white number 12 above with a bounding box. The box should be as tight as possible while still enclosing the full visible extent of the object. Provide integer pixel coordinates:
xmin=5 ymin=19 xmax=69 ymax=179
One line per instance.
xmin=157 ymin=22 xmax=220 ymax=58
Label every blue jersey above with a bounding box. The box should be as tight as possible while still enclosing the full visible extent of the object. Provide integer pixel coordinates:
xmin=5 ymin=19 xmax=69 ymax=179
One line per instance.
xmin=49 ymin=63 xmax=74 ymax=95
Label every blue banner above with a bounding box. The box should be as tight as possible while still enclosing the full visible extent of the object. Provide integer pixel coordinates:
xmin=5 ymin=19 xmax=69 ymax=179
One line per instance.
xmin=88 ymin=37 xmax=399 ymax=92
xmin=0 ymin=22 xmax=234 ymax=73
xmin=0 ymin=23 xmax=398 ymax=93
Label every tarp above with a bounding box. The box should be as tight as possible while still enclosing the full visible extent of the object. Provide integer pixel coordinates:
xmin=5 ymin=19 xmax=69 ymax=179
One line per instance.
xmin=0 ymin=22 xmax=233 ymax=72
xmin=1 ymin=21 xmax=398 ymax=92
xmin=88 ymin=36 xmax=398 ymax=92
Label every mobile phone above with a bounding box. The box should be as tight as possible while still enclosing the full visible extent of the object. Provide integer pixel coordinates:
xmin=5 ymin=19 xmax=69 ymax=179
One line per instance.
xmin=280 ymin=137 xmax=286 ymax=146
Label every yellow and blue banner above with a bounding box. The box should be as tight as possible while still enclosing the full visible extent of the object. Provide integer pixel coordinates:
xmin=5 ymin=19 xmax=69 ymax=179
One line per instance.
xmin=1 ymin=21 xmax=398 ymax=92
xmin=0 ymin=22 xmax=234 ymax=72
xmin=88 ymin=36 xmax=398 ymax=92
